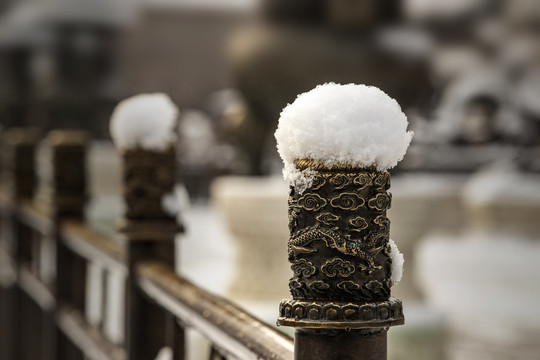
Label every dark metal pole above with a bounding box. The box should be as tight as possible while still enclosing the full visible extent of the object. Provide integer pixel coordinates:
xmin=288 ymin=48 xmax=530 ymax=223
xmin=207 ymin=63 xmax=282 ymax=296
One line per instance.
xmin=47 ymin=130 xmax=90 ymax=360
xmin=278 ymin=160 xmax=404 ymax=360
xmin=0 ymin=128 xmax=39 ymax=360
xmin=120 ymin=147 xmax=182 ymax=360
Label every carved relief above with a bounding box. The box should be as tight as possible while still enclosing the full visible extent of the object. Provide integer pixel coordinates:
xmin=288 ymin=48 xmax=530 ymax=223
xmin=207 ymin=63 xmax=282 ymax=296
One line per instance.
xmin=279 ymin=298 xmax=404 ymax=326
xmin=309 ymin=281 xmax=332 ymax=296
xmin=292 ymin=259 xmax=316 ymax=277
xmin=329 ymin=174 xmax=352 ymax=189
xmin=373 ymin=173 xmax=390 ymax=189
xmin=374 ymin=215 xmax=390 ymax=232
xmin=330 ymin=193 xmax=364 ymax=211
xmin=298 ymin=193 xmax=327 ymax=211
xmin=337 ymin=280 xmax=361 ymax=295
xmin=281 ymin=166 xmax=397 ymax=328
xmin=289 ymin=227 xmax=380 ymax=269
xmin=311 ymin=176 xmax=326 ymax=190
xmin=368 ymin=193 xmax=392 ymax=211
xmin=321 ymin=258 xmax=356 ymax=278
xmin=349 ymin=216 xmax=368 ymax=232
xmin=353 ymin=173 xmax=372 ymax=189
xmin=316 ymin=212 xmax=340 ymax=226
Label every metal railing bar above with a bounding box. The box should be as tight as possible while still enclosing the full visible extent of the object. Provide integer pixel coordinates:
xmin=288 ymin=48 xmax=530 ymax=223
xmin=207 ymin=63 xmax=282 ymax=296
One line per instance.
xmin=61 ymin=220 xmax=127 ymax=274
xmin=0 ymin=247 xmax=16 ymax=287
xmin=57 ymin=304 xmax=126 ymax=360
xmin=0 ymin=189 xmax=13 ymax=214
xmin=17 ymin=200 xmax=54 ymax=236
xmin=137 ymin=261 xmax=294 ymax=360
xmin=18 ymin=265 xmax=55 ymax=311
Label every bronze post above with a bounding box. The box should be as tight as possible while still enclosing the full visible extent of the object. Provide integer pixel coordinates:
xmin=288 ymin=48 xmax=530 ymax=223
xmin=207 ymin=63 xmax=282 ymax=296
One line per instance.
xmin=278 ymin=160 xmax=404 ymax=360
xmin=120 ymin=147 xmax=182 ymax=360
xmin=46 ymin=130 xmax=90 ymax=360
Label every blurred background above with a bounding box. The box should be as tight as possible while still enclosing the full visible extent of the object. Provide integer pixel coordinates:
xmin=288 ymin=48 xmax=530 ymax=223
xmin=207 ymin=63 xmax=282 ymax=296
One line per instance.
xmin=1 ymin=0 xmax=540 ymax=359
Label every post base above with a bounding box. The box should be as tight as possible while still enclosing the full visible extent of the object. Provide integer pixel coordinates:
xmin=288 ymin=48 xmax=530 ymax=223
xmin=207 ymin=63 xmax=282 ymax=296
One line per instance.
xmin=278 ymin=297 xmax=404 ymax=329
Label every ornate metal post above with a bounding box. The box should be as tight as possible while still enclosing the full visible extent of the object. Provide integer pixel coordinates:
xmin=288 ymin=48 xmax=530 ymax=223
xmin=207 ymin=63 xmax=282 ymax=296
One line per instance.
xmin=278 ymin=160 xmax=404 ymax=359
xmin=120 ymin=147 xmax=182 ymax=360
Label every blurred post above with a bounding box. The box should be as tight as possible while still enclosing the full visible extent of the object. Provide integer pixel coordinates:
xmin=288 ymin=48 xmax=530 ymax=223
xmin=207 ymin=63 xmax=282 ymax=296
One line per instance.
xmin=1 ymin=128 xmax=40 ymax=202
xmin=278 ymin=161 xmax=404 ymax=360
xmin=47 ymin=130 xmax=90 ymax=360
xmin=0 ymin=128 xmax=39 ymax=360
xmin=120 ymin=146 xmax=182 ymax=360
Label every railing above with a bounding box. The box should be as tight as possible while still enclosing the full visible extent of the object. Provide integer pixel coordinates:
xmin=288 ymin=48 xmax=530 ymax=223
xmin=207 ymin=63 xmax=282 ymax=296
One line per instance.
xmin=0 ymin=128 xmax=294 ymax=360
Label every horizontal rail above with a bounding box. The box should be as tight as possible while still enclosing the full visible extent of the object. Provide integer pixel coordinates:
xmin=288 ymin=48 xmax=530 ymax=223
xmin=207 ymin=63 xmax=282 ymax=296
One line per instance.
xmin=0 ymin=247 xmax=16 ymax=287
xmin=18 ymin=265 xmax=55 ymax=311
xmin=0 ymin=189 xmax=12 ymax=214
xmin=61 ymin=220 xmax=127 ymax=274
xmin=137 ymin=261 xmax=294 ymax=360
xmin=17 ymin=200 xmax=54 ymax=236
xmin=57 ymin=305 xmax=126 ymax=360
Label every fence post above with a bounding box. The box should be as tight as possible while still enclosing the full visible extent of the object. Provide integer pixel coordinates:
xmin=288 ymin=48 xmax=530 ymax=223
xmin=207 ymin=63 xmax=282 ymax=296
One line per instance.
xmin=0 ymin=128 xmax=40 ymax=253
xmin=46 ymin=130 xmax=90 ymax=360
xmin=120 ymin=146 xmax=181 ymax=360
xmin=278 ymin=162 xmax=404 ymax=359
xmin=0 ymin=128 xmax=40 ymax=360
xmin=275 ymin=84 xmax=409 ymax=360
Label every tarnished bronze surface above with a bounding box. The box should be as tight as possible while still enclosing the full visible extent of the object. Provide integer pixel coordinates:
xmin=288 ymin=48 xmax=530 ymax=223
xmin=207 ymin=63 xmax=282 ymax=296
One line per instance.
xmin=278 ymin=161 xmax=404 ymax=329
xmin=294 ymin=328 xmax=387 ymax=360
xmin=122 ymin=148 xmax=178 ymax=222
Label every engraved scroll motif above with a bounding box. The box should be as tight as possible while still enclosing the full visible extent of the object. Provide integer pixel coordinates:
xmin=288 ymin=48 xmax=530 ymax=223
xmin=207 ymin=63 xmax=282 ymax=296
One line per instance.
xmin=280 ymin=167 xmax=404 ymax=327
xmin=286 ymin=169 xmax=392 ymax=303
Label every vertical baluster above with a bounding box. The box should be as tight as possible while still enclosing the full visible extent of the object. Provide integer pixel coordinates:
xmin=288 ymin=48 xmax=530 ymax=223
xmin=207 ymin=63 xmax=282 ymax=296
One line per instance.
xmin=0 ymin=128 xmax=39 ymax=360
xmin=2 ymin=129 xmax=39 ymax=264
xmin=173 ymin=320 xmax=186 ymax=360
xmin=121 ymin=147 xmax=181 ymax=360
xmin=46 ymin=130 xmax=90 ymax=360
xmin=208 ymin=347 xmax=227 ymax=360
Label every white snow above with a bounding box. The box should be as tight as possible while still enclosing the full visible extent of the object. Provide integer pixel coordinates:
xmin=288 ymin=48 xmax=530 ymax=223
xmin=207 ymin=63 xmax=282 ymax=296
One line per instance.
xmin=161 ymin=184 xmax=191 ymax=224
xmin=463 ymin=162 xmax=540 ymax=207
xmin=389 ymin=239 xmax=404 ymax=286
xmin=405 ymin=0 xmax=487 ymax=20
xmin=154 ymin=347 xmax=172 ymax=360
xmin=274 ymin=83 xmax=412 ymax=191
xmin=109 ymin=93 xmax=179 ymax=151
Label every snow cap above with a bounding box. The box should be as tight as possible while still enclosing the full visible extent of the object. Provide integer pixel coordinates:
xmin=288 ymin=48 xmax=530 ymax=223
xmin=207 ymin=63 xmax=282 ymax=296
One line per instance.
xmin=110 ymin=93 xmax=179 ymax=151
xmin=275 ymin=83 xmax=412 ymax=191
xmin=389 ymin=239 xmax=404 ymax=285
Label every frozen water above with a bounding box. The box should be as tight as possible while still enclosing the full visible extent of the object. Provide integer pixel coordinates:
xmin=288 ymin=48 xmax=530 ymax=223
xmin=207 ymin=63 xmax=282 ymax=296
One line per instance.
xmin=161 ymin=184 xmax=191 ymax=225
xmin=389 ymin=239 xmax=404 ymax=285
xmin=110 ymin=93 xmax=179 ymax=151
xmin=275 ymin=83 xmax=412 ymax=191
xmin=463 ymin=161 xmax=540 ymax=207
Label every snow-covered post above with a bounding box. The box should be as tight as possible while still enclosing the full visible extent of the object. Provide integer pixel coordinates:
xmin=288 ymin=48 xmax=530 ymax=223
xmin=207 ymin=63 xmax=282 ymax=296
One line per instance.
xmin=275 ymin=84 xmax=410 ymax=359
xmin=45 ymin=130 xmax=90 ymax=360
xmin=110 ymin=93 xmax=182 ymax=360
